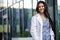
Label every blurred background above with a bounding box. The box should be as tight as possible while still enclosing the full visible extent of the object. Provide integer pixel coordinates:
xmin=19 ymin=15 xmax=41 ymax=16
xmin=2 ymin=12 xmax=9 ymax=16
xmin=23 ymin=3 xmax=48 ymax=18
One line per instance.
xmin=0 ymin=0 xmax=60 ymax=40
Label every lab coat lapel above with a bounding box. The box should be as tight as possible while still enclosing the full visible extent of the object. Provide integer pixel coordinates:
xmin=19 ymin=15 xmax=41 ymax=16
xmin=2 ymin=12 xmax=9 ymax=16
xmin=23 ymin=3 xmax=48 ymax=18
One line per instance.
xmin=36 ymin=13 xmax=43 ymax=40
xmin=36 ymin=13 xmax=43 ymax=26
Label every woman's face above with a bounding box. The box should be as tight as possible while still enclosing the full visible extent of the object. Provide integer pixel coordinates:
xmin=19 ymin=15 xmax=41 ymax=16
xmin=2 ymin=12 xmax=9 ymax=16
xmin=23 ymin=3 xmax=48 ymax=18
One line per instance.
xmin=38 ymin=3 xmax=45 ymax=13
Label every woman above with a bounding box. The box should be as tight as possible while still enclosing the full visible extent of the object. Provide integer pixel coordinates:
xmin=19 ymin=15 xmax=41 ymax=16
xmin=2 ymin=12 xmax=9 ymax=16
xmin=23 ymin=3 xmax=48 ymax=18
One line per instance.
xmin=30 ymin=1 xmax=54 ymax=40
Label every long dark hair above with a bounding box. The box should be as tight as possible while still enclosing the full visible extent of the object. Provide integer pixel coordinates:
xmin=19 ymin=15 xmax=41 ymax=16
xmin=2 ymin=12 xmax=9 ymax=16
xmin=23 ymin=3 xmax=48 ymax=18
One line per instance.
xmin=36 ymin=1 xmax=54 ymax=29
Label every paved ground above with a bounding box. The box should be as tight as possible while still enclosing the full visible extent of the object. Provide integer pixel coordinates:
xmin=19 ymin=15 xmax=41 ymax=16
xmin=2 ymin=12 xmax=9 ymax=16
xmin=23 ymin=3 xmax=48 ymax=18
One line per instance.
xmin=12 ymin=37 xmax=33 ymax=40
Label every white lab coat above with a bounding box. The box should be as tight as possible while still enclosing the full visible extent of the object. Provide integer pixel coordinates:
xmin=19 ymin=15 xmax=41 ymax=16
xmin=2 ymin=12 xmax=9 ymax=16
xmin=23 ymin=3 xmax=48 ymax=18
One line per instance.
xmin=30 ymin=13 xmax=54 ymax=40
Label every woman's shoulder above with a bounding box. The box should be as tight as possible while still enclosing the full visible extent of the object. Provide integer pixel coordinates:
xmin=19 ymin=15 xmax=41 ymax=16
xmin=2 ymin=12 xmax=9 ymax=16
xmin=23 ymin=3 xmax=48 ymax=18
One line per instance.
xmin=32 ymin=13 xmax=39 ymax=18
xmin=31 ymin=13 xmax=40 ymax=20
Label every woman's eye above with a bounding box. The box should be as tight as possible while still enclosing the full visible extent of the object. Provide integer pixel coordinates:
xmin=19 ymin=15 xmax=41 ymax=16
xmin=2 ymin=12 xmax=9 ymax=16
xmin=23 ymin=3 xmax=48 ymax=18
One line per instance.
xmin=39 ymin=6 xmax=44 ymax=8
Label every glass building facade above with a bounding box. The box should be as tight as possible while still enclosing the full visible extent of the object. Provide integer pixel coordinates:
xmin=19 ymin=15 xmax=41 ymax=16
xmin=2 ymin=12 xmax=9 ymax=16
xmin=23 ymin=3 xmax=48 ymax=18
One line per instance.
xmin=0 ymin=0 xmax=60 ymax=40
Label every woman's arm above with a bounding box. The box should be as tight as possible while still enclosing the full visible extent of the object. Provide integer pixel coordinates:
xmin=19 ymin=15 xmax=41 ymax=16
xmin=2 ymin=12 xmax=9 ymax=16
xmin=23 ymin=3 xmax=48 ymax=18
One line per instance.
xmin=50 ymin=27 xmax=55 ymax=40
xmin=30 ymin=16 xmax=40 ymax=40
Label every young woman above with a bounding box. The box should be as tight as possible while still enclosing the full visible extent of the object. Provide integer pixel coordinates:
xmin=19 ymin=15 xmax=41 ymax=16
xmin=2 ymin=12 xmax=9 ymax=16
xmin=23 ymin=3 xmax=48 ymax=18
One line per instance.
xmin=30 ymin=1 xmax=54 ymax=40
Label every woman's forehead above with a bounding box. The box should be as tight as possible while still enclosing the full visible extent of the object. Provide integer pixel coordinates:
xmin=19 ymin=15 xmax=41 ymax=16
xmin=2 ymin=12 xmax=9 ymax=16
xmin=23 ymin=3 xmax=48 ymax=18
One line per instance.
xmin=38 ymin=3 xmax=44 ymax=6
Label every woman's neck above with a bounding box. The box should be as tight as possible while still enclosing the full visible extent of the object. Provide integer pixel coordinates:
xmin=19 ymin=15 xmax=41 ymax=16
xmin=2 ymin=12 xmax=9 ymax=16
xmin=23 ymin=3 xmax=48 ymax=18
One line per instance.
xmin=40 ymin=13 xmax=45 ymax=17
xmin=39 ymin=13 xmax=47 ymax=20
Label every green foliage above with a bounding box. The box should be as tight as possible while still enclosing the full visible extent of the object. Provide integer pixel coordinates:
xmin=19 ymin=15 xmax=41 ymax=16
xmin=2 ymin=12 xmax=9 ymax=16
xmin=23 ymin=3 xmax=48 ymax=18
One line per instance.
xmin=12 ymin=32 xmax=30 ymax=37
